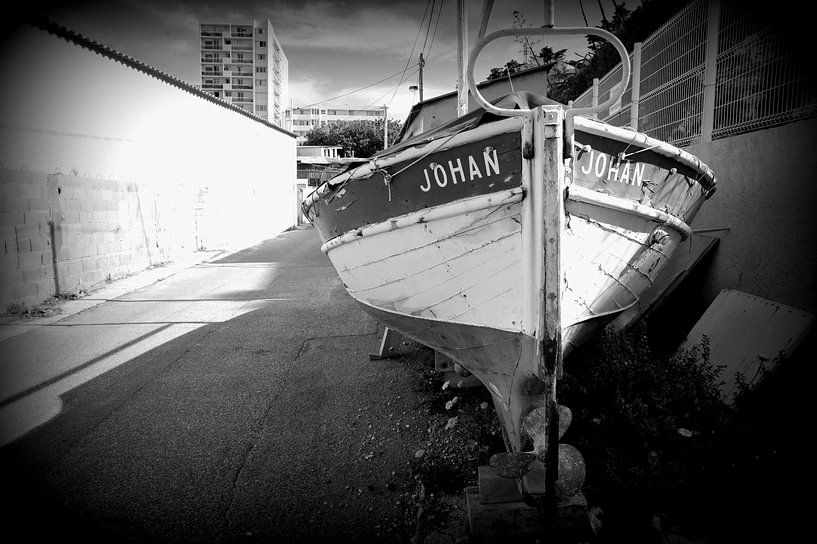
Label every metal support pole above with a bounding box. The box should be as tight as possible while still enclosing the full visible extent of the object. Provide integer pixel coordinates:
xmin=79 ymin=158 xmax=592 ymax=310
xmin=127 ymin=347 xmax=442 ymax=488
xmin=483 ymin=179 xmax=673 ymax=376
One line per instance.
xmin=539 ymin=106 xmax=565 ymax=518
xmin=630 ymin=42 xmax=642 ymax=131
xmin=382 ymin=104 xmax=388 ymax=149
xmin=477 ymin=0 xmax=494 ymax=38
xmin=701 ymin=0 xmax=721 ymax=142
xmin=418 ymin=53 xmax=425 ymax=102
xmin=457 ymin=0 xmax=469 ymax=117
xmin=591 ymin=78 xmax=599 ymax=119
xmin=544 ymin=0 xmax=554 ymax=27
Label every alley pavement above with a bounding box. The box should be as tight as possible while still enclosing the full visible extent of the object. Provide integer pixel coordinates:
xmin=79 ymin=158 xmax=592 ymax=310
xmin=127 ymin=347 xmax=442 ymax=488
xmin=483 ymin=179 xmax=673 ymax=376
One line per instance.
xmin=0 ymin=226 xmax=434 ymax=543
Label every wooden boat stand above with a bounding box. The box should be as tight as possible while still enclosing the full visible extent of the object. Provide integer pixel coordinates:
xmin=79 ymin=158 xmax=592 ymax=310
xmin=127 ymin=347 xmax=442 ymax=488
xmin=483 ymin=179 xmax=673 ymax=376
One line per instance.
xmin=465 ymin=466 xmax=590 ymax=541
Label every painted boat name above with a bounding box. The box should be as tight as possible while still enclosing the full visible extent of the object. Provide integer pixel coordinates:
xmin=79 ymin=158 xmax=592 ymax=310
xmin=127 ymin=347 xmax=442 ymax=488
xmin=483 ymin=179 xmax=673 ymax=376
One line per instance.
xmin=419 ymin=147 xmax=501 ymax=192
xmin=569 ymin=149 xmax=647 ymax=186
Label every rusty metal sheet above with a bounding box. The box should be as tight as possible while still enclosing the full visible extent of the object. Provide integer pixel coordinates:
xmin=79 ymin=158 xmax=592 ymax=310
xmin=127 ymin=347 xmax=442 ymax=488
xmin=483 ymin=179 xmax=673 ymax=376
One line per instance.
xmin=676 ymin=289 xmax=814 ymax=403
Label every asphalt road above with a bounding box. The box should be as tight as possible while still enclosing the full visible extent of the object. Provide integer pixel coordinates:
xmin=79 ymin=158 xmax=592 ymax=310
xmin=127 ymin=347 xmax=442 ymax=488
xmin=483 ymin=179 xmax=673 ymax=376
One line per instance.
xmin=0 ymin=226 xmax=435 ymax=543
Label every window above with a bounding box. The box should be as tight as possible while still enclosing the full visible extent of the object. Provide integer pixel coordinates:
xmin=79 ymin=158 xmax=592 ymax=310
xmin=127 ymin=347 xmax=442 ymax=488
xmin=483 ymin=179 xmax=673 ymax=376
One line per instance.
xmin=258 ymin=41 xmax=266 ymax=47
xmin=257 ymin=79 xmax=266 ymax=86
xmin=257 ymin=54 xmax=266 ymax=60
xmin=256 ymin=67 xmax=266 ymax=73
xmin=257 ymin=105 xmax=267 ymax=112
xmin=257 ymin=28 xmax=263 ymax=35
xmin=225 ymin=39 xmax=231 ymax=45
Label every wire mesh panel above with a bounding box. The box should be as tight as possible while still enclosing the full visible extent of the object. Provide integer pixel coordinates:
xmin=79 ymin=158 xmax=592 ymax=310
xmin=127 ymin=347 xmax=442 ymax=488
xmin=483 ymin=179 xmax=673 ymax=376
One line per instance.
xmin=638 ymin=70 xmax=704 ymax=146
xmin=636 ymin=0 xmax=708 ymax=144
xmin=567 ymin=0 xmax=816 ymax=144
xmin=713 ymin=0 xmax=817 ymax=139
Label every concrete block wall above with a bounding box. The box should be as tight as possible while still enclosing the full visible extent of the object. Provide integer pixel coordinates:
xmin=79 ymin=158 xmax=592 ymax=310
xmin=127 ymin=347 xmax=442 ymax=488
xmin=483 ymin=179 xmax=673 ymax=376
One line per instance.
xmin=0 ymin=169 xmax=192 ymax=308
xmin=0 ymin=170 xmax=52 ymax=305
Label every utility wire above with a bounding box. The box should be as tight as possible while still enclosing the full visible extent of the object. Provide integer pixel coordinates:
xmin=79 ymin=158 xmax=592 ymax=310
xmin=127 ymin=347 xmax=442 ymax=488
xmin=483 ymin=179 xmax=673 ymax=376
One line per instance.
xmin=420 ymin=0 xmax=437 ymax=55
xmin=364 ymin=67 xmax=420 ymax=110
xmin=386 ymin=0 xmax=435 ymax=106
xmin=295 ymin=66 xmax=417 ymax=109
xmin=578 ymin=0 xmax=589 ymax=26
xmin=425 ymin=0 xmax=445 ymax=61
xmin=388 ymin=0 xmax=433 ymax=104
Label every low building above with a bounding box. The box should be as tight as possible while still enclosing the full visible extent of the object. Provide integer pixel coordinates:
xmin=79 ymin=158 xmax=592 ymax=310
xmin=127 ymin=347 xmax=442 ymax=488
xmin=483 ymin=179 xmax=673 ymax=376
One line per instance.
xmin=287 ymin=106 xmax=384 ymax=143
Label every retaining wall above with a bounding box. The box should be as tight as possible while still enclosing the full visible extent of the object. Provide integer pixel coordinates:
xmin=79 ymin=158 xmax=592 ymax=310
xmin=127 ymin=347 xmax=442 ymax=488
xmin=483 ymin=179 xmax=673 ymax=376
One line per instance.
xmin=685 ymin=117 xmax=817 ymax=314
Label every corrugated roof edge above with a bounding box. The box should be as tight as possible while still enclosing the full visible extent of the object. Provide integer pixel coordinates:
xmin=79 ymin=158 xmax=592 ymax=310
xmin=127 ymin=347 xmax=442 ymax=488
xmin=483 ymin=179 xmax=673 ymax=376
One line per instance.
xmin=29 ymin=16 xmax=297 ymax=139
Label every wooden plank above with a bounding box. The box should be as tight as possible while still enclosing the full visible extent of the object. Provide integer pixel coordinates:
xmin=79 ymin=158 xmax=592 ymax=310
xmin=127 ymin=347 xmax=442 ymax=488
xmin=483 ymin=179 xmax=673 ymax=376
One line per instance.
xmin=368 ymin=327 xmax=403 ymax=360
xmin=466 ymin=486 xmax=542 ymax=538
xmin=478 ymin=465 xmax=523 ymax=504
xmin=675 ymin=289 xmax=814 ymax=403
xmin=434 ymin=351 xmax=454 ymax=372
xmin=611 ymin=233 xmax=720 ymax=331
xmin=466 ymin=466 xmax=590 ymax=538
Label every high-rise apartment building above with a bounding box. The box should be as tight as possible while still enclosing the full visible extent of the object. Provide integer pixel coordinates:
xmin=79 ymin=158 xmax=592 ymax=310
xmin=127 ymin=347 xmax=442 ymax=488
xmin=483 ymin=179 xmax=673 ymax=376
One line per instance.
xmin=199 ymin=19 xmax=289 ymax=126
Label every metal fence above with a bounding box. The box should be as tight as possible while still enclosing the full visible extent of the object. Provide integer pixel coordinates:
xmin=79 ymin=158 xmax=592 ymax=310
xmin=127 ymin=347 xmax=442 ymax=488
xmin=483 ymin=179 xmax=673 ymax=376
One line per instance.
xmin=572 ymin=0 xmax=817 ymax=146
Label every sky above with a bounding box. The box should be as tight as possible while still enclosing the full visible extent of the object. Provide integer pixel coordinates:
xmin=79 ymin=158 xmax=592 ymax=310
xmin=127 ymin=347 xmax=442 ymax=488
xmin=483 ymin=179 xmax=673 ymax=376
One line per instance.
xmin=15 ymin=0 xmax=636 ymax=123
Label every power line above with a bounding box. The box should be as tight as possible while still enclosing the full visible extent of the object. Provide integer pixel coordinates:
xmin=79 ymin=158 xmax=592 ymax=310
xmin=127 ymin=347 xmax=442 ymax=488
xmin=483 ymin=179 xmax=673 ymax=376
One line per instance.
xmin=364 ymin=67 xmax=420 ymax=110
xmin=425 ymin=0 xmax=445 ymax=61
xmin=392 ymin=0 xmax=433 ymax=96
xmin=578 ymin=0 xmax=589 ymax=26
xmin=294 ymin=66 xmax=417 ymax=109
xmin=387 ymin=0 xmax=434 ymax=107
xmin=420 ymin=0 xmax=437 ymax=55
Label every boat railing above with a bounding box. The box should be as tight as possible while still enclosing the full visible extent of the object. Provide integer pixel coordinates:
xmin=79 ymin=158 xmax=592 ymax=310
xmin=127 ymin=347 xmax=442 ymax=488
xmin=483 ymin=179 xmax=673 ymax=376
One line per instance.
xmin=466 ymin=3 xmax=631 ymax=121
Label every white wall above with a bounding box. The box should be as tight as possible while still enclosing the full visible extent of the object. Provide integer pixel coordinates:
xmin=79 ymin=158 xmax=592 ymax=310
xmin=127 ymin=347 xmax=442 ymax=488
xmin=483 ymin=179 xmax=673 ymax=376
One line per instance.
xmin=0 ymin=25 xmax=296 ymax=252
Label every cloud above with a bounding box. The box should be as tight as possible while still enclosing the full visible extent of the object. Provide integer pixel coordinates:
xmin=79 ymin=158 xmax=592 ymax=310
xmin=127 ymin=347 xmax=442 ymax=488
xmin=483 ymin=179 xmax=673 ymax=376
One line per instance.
xmin=271 ymin=1 xmax=454 ymax=57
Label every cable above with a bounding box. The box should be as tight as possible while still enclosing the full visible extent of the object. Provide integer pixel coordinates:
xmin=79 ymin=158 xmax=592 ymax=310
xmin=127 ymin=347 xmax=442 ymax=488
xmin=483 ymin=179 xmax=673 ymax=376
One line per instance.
xmin=364 ymin=67 xmax=421 ymax=110
xmin=425 ymin=0 xmax=445 ymax=61
xmin=578 ymin=0 xmax=589 ymax=26
xmin=294 ymin=66 xmax=417 ymax=109
xmin=386 ymin=0 xmax=434 ymax=106
xmin=393 ymin=0 xmax=432 ymax=95
xmin=420 ymin=0 xmax=437 ymax=55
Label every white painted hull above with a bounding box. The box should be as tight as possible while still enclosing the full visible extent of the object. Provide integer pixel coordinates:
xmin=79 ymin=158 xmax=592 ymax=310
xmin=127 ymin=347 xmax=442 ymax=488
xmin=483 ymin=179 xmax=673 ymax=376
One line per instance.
xmin=328 ymin=190 xmax=683 ymax=356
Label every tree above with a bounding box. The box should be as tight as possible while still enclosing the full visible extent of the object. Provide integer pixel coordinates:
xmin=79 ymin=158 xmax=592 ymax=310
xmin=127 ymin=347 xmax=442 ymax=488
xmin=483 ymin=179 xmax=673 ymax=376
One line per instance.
xmin=304 ymin=119 xmax=403 ymax=158
xmin=485 ymin=1 xmax=691 ymax=104
xmin=487 ymin=59 xmax=524 ymax=81
xmin=538 ymin=46 xmax=567 ymax=67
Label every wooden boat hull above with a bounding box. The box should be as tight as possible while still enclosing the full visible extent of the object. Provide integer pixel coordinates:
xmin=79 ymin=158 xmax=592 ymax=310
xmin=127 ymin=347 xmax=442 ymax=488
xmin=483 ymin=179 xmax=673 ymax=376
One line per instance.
xmin=303 ymin=101 xmax=716 ymax=499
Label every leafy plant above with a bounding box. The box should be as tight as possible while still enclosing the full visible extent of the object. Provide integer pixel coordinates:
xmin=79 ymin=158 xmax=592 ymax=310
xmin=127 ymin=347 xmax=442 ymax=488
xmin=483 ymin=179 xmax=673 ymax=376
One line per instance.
xmin=558 ymin=323 xmax=733 ymax=540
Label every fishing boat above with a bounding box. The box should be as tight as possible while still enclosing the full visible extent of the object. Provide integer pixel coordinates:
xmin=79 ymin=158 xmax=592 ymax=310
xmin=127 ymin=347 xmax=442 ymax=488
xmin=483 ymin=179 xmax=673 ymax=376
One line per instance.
xmin=302 ymin=6 xmax=717 ymax=505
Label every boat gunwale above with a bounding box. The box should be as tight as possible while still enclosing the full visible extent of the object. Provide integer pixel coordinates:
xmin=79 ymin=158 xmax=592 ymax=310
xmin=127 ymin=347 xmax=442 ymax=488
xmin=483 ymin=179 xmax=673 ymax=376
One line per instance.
xmin=302 ymin=112 xmax=718 ymax=221
xmin=319 ymin=181 xmax=692 ymax=253
xmin=301 ymin=116 xmax=525 ymax=215
xmin=572 ymin=116 xmax=717 ymax=195
xmin=319 ymin=187 xmax=525 ymax=253
xmin=567 ymin=184 xmax=693 ymax=240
